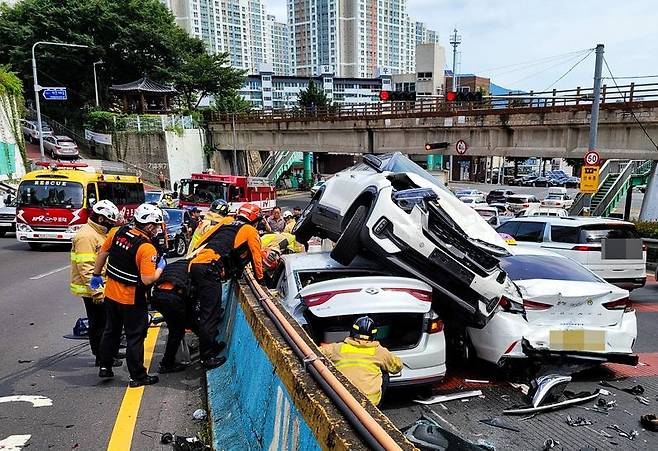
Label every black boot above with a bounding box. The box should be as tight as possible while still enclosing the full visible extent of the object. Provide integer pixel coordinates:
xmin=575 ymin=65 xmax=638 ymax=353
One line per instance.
xmin=129 ymin=375 xmax=159 ymax=388
xmin=201 ymin=356 xmax=227 ymax=370
xmin=98 ymin=367 xmax=114 ymax=378
xmin=95 ymin=357 xmax=123 ymax=368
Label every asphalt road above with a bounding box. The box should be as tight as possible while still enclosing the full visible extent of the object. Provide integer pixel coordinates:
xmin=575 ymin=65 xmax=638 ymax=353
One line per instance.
xmin=0 ymin=234 xmax=204 ymax=450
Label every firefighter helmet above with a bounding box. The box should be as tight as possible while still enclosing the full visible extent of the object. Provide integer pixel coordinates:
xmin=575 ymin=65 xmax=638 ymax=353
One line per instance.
xmin=351 ymin=316 xmax=378 ymax=340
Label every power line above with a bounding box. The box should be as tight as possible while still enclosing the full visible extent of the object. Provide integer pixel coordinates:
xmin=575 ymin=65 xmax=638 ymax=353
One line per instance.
xmin=603 ymin=56 xmax=658 ymax=151
xmin=476 ymin=48 xmax=594 ymax=74
xmin=507 ymin=50 xmax=592 ymax=87
xmin=543 ymin=48 xmax=595 ymax=91
xmin=602 ymin=74 xmax=658 ymax=80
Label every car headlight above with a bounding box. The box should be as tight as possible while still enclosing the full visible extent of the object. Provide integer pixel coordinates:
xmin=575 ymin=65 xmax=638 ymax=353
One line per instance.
xmin=17 ymin=223 xmax=32 ymax=232
xmin=392 ymin=188 xmax=438 ymax=212
xmin=67 ymin=224 xmax=83 ymax=233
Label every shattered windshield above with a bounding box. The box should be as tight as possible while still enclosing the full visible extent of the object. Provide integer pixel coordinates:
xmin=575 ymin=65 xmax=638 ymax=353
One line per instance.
xmin=379 ymin=153 xmax=451 ymax=194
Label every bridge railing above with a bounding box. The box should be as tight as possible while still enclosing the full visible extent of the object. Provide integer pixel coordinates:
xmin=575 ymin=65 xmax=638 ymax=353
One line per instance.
xmin=213 ymin=82 xmax=658 ymax=124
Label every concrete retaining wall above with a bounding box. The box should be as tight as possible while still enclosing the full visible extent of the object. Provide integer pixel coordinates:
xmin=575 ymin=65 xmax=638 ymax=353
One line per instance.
xmin=0 ymin=93 xmax=26 ymax=181
xmin=207 ymin=281 xmax=410 ymax=450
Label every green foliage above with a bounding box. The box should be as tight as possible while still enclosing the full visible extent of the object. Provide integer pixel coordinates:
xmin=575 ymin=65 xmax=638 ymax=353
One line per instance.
xmin=0 ymin=65 xmax=27 ymax=172
xmin=298 ymin=80 xmax=330 ymax=110
xmin=84 ymin=110 xmax=121 ymax=131
xmin=634 ymin=221 xmax=658 ymax=239
xmin=213 ymin=89 xmax=251 ymax=114
xmin=0 ymin=65 xmax=22 ymax=97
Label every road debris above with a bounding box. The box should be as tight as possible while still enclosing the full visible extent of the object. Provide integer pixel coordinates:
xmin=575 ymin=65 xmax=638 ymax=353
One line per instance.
xmin=597 ymin=398 xmax=617 ymax=410
xmin=403 ymin=415 xmax=491 ymax=450
xmin=414 ymin=390 xmax=483 ymax=405
xmin=566 ymin=415 xmax=593 ymax=427
xmin=600 ymin=381 xmax=645 ymax=395
xmin=504 ymin=390 xmax=600 ymax=416
xmin=464 ymin=379 xmax=490 ymax=384
xmin=479 ymin=417 xmax=520 ymax=432
xmin=640 ymin=414 xmax=658 ymax=432
xmin=530 ymin=375 xmax=572 ymax=408
xmin=542 ymin=438 xmax=559 ymax=450
xmin=192 ymin=408 xmax=207 ymax=420
xmin=637 ymin=396 xmax=651 ymax=406
xmin=608 ymin=424 xmax=639 ymax=440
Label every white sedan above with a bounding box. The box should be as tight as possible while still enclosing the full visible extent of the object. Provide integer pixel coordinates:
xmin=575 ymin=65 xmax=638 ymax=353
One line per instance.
xmin=276 ymin=252 xmax=446 ymax=386
xmin=468 ymin=246 xmax=637 ymax=366
xmin=43 ymin=135 xmax=80 ymax=160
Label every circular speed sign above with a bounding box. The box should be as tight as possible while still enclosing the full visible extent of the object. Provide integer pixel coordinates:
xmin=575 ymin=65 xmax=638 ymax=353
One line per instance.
xmin=584 ymin=150 xmax=601 ymax=166
xmin=456 ymin=139 xmax=468 ymax=155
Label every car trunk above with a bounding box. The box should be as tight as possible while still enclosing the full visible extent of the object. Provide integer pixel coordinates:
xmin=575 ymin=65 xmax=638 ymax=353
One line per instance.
xmin=577 ymin=224 xmax=644 ymax=268
xmin=517 ymin=279 xmax=627 ymax=328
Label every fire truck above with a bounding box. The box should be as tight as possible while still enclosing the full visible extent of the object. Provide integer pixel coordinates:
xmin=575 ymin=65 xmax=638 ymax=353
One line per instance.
xmin=178 ymin=173 xmax=276 ymax=212
xmin=16 ymin=162 xmax=144 ymax=249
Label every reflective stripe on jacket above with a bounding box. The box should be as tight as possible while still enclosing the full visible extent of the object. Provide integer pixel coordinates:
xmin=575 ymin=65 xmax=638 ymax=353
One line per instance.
xmin=320 ymin=337 xmax=403 ymax=406
xmin=70 ymin=220 xmax=109 ymax=299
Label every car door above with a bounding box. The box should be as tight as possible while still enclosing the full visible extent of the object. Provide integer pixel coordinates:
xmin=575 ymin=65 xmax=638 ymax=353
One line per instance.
xmin=43 ymin=136 xmax=54 ymax=153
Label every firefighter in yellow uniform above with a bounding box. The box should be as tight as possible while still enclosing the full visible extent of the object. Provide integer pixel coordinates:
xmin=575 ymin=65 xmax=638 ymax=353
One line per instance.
xmin=187 ymin=199 xmax=230 ymax=256
xmin=321 ymin=316 xmax=402 ymax=406
xmin=69 ymin=200 xmax=121 ymax=367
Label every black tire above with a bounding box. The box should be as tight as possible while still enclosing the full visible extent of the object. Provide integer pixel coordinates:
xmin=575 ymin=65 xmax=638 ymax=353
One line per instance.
xmin=330 ymin=205 xmax=368 ymax=265
xmin=293 ymin=199 xmax=318 ymax=244
xmin=0 ymin=230 xmax=5 ymax=238
xmin=173 ymin=236 xmax=187 ymax=257
xmin=28 ymin=242 xmax=42 ymax=251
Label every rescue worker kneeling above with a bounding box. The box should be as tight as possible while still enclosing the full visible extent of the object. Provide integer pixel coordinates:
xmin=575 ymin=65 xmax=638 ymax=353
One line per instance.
xmin=91 ymin=203 xmax=166 ymax=387
xmin=321 ymin=316 xmax=402 ymax=406
xmin=188 ymin=202 xmax=264 ymax=369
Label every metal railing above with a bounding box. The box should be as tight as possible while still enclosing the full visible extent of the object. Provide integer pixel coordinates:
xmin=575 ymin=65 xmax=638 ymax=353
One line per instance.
xmin=212 ymin=82 xmax=658 ymax=124
xmin=593 ymin=160 xmax=638 ymax=216
xmin=570 ymin=159 xmax=616 ymax=215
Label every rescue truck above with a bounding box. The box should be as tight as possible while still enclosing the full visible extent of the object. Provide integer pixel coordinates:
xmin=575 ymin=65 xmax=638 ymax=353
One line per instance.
xmin=178 ymin=173 xmax=276 ymax=212
xmin=16 ymin=162 xmax=145 ymax=249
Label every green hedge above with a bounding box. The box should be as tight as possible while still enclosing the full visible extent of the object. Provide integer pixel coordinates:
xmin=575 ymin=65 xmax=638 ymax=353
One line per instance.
xmin=634 ymin=221 xmax=658 ymax=239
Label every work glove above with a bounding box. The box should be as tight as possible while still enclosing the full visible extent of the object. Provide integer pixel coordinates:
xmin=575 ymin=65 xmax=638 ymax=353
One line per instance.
xmin=90 ymin=275 xmax=105 ymax=290
xmin=157 ymin=256 xmax=167 ymax=271
xmin=92 ymin=294 xmax=105 ymax=305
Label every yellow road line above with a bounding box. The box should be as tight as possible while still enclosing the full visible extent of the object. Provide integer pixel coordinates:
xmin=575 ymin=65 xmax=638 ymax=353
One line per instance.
xmin=107 ymin=325 xmax=160 ymax=451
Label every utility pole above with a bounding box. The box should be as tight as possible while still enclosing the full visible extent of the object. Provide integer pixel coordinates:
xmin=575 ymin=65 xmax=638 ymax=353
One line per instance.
xmin=231 ymin=112 xmax=238 ymax=175
xmin=583 ymin=44 xmax=604 ymax=215
xmin=448 ymin=29 xmax=461 ymax=183
xmin=93 ymin=60 xmax=103 ymax=107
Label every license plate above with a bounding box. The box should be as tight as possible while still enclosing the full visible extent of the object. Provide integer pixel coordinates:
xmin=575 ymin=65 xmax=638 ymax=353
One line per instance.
xmin=549 ymin=330 xmax=605 ymax=352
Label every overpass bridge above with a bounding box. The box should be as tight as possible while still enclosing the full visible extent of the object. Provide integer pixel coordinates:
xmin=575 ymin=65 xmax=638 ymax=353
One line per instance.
xmin=208 ymin=83 xmax=658 ymax=160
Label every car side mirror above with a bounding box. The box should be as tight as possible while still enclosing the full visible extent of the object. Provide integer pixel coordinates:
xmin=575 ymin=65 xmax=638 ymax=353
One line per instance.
xmin=363 ymin=154 xmax=383 ymax=172
xmin=488 ymin=217 xmax=498 ymax=226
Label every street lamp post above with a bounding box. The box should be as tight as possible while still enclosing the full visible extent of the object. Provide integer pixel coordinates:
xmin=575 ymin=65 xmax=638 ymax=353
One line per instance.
xmin=31 ymin=41 xmax=89 ymax=161
xmin=93 ymin=60 xmax=103 ymax=107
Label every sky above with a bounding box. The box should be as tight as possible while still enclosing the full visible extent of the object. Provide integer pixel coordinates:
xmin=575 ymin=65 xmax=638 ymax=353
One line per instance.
xmin=265 ymin=0 xmax=658 ymax=92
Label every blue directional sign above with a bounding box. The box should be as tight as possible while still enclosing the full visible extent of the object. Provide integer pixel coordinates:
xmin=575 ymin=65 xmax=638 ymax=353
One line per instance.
xmin=42 ymin=87 xmax=67 ymax=101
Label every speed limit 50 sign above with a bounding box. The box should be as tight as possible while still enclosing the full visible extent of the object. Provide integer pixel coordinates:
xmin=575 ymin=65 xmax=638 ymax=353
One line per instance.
xmin=584 ymin=150 xmax=601 ymax=166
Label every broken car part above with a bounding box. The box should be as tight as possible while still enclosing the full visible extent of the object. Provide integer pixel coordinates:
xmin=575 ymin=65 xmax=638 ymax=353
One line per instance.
xmin=479 ymin=417 xmax=520 ymax=432
xmin=607 ymin=424 xmax=638 ymax=440
xmin=566 ymin=415 xmax=593 ymax=427
xmin=640 ymin=414 xmax=658 ymax=432
xmin=504 ymin=390 xmax=600 ymax=415
xmin=530 ymin=374 xmax=572 ymax=408
xmin=414 ymin=390 xmax=483 ymax=405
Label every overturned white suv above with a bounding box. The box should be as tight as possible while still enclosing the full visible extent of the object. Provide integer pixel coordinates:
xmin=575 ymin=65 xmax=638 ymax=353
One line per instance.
xmin=293 ymin=153 xmax=511 ymax=326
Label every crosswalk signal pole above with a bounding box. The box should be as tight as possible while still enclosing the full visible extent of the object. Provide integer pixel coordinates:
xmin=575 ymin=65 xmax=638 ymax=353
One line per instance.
xmin=583 ymin=43 xmax=604 ymax=216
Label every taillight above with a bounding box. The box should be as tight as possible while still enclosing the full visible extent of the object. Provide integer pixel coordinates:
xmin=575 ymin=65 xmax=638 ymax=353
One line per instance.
xmin=55 ymin=146 xmax=61 ymax=149
xmin=499 ymin=296 xmax=511 ymax=311
xmin=571 ymin=245 xmax=601 ymax=251
xmin=642 ymin=244 xmax=647 ymax=251
xmin=302 ymin=289 xmax=360 ymax=307
xmin=427 ymin=318 xmax=444 ymax=334
xmin=503 ymin=341 xmax=519 ymax=354
xmin=383 ymin=287 xmax=432 ymax=302
xmin=523 ymin=203 xmax=529 ymax=208
xmin=523 ymin=299 xmax=553 ymax=311
xmin=603 ymin=297 xmax=633 ymax=313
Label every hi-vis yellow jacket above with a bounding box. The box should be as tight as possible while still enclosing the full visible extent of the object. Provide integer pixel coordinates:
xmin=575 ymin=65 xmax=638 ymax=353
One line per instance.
xmin=321 ymin=337 xmax=402 ymax=406
xmin=70 ymin=220 xmax=109 ymax=300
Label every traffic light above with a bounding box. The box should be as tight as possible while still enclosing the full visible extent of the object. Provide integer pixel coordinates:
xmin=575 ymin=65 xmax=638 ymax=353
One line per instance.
xmin=425 ymin=142 xmax=449 ymax=151
xmin=379 ymin=90 xmax=416 ymax=101
xmin=445 ymin=91 xmax=483 ymax=102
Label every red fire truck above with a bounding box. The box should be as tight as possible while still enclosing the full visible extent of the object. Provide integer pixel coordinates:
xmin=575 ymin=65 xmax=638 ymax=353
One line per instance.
xmin=178 ymin=173 xmax=276 ymax=212
xmin=16 ymin=162 xmax=144 ymax=249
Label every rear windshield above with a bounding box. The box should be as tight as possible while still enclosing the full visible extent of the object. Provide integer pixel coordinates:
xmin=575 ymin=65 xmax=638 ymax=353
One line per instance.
xmin=501 ymin=254 xmax=600 ymax=282
xmin=490 ymin=190 xmax=504 ymax=196
xmin=476 ymin=209 xmax=496 ymax=218
xmin=296 ymin=270 xmax=384 ymax=288
xmin=581 ymin=224 xmax=640 ymax=243
xmin=507 ymin=197 xmax=529 ymax=204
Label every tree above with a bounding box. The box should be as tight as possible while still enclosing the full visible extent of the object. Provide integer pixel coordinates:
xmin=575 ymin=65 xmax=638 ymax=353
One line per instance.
xmin=298 ymin=80 xmax=330 ymax=112
xmin=167 ymin=51 xmax=246 ymax=111
xmin=213 ymin=89 xmax=252 ymax=114
xmin=0 ymin=0 xmax=234 ymax=120
xmin=565 ymin=158 xmax=584 ymax=178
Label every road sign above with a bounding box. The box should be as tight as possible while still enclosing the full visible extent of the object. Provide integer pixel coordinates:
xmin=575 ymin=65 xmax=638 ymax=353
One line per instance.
xmin=456 ymin=139 xmax=468 ymax=155
xmin=584 ymin=150 xmax=601 ymax=166
xmin=580 ymin=165 xmax=600 ymax=193
xmin=42 ymin=87 xmax=67 ymax=101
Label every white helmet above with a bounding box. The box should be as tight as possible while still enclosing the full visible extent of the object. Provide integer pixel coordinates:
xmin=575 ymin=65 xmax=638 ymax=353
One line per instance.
xmin=134 ymin=203 xmax=164 ymax=225
xmin=282 ymin=210 xmax=293 ymax=219
xmin=92 ymin=200 xmax=119 ymax=222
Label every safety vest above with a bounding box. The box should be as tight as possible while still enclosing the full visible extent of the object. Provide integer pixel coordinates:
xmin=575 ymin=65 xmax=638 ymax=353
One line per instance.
xmin=106 ymin=226 xmax=149 ymax=286
xmin=69 ymin=220 xmax=108 ymax=298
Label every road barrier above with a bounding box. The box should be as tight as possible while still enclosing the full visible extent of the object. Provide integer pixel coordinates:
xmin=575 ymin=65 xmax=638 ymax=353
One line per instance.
xmin=206 ymin=276 xmax=410 ymax=450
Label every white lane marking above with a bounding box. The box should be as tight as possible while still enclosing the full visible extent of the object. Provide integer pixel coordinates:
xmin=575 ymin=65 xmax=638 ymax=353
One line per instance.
xmin=29 ymin=265 xmax=70 ymax=280
xmin=0 ymin=395 xmax=53 ymax=408
xmin=268 ymin=387 xmax=284 ymax=451
xmin=0 ymin=435 xmax=31 ymax=450
xmin=281 ymin=396 xmax=290 ymax=451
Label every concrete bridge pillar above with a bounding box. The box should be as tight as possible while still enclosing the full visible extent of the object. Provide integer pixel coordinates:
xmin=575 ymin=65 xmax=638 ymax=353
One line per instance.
xmin=303 ymin=152 xmax=313 ymax=186
xmin=640 ymin=161 xmax=658 ymax=221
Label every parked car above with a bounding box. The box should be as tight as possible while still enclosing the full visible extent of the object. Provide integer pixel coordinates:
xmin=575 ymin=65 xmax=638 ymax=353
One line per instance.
xmin=486 ymin=189 xmax=514 ymax=205
xmin=516 ymin=207 xmax=569 ymax=218
xmin=541 ymin=187 xmax=574 ymax=209
xmin=505 ymin=194 xmax=541 ymax=213
xmin=520 ymin=176 xmax=540 ymax=186
xmin=42 ymin=135 xmax=79 ymax=160
xmin=489 ymin=202 xmax=509 ymax=215
xmin=473 ymin=205 xmax=501 ymax=227
xmin=459 ymin=195 xmax=487 ymax=206
xmin=275 ymin=252 xmax=446 ymax=386
xmin=454 ymin=189 xmax=483 ymax=199
xmin=467 ymin=245 xmax=637 ymax=366
xmin=531 ymin=176 xmax=552 ymax=187
xmin=565 ymin=176 xmax=580 ymax=188
xmin=0 ymin=197 xmax=16 ymax=237
xmin=20 ymin=119 xmax=53 ymax=143
xmin=496 ymin=216 xmax=646 ymax=289
xmin=293 ymin=152 xmax=510 ymax=326
xmin=158 ymin=208 xmax=192 ymax=257
xmin=310 ymin=180 xmax=325 ymax=196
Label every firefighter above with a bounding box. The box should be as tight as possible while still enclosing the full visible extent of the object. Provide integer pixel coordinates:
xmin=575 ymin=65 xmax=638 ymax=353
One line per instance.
xmin=320 ymin=316 xmax=402 ymax=406
xmin=70 ymin=200 xmax=122 ymax=368
xmin=188 ymin=202 xmax=264 ymax=369
xmin=187 ymin=199 xmax=231 ymax=256
xmin=90 ymin=203 xmax=166 ymax=387
xmin=282 ymin=210 xmax=296 ymax=233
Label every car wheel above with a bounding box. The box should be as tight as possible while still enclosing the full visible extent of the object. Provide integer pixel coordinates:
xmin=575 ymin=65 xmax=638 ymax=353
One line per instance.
xmin=330 ymin=205 xmax=368 ymax=265
xmin=28 ymin=242 xmax=42 ymax=251
xmin=293 ymin=198 xmax=318 ymax=244
xmin=174 ymin=236 xmax=187 ymax=257
xmin=0 ymin=230 xmax=5 ymax=238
